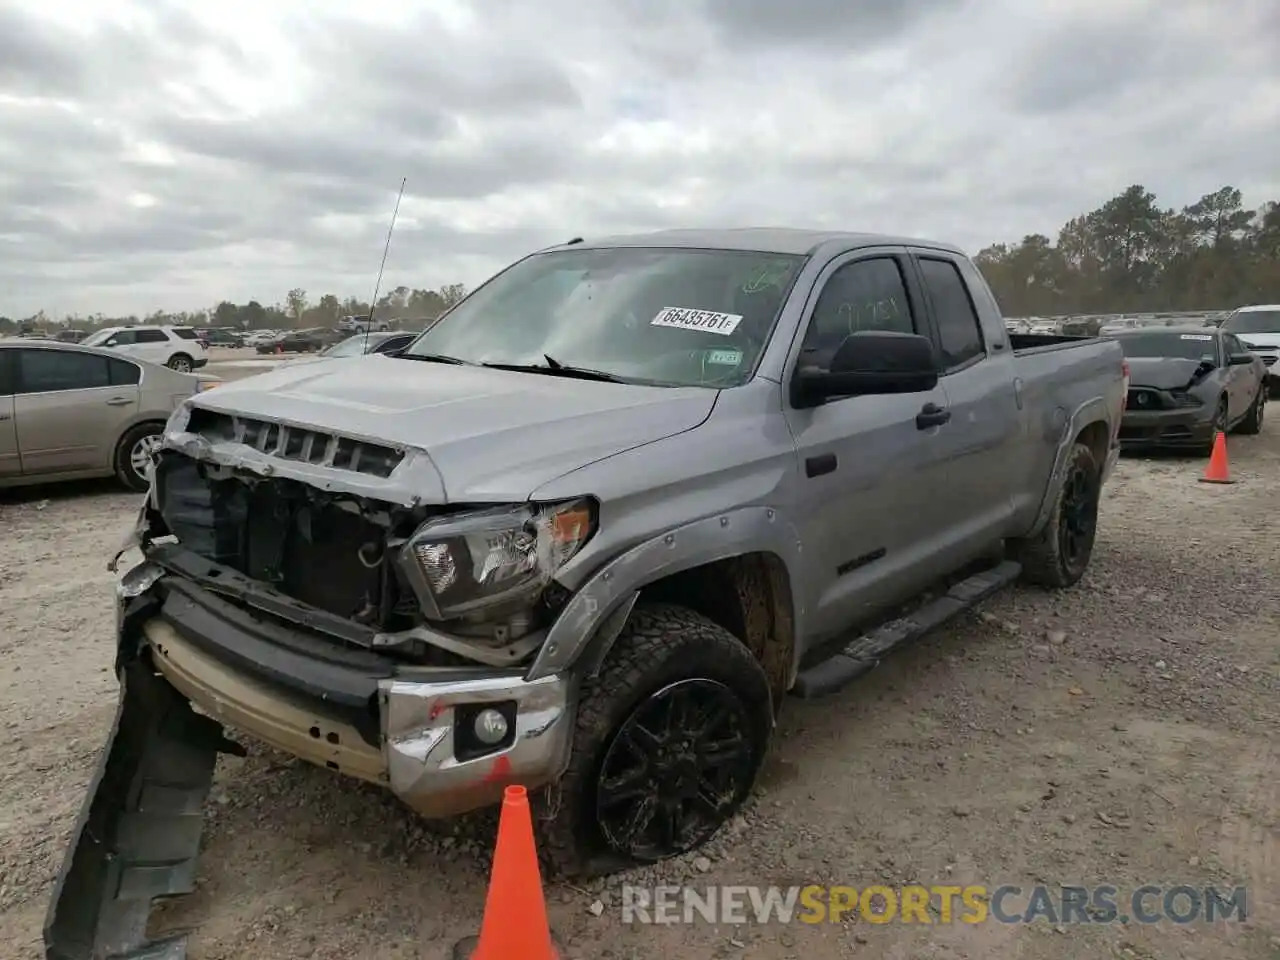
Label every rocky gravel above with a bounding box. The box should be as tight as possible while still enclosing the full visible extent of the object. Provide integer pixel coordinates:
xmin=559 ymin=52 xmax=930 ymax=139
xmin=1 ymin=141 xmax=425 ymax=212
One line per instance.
xmin=1 ymin=432 xmax=1278 ymax=959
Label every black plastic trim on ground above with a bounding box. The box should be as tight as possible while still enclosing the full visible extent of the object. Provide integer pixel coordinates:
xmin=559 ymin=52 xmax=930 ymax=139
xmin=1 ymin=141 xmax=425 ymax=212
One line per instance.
xmin=43 ymin=659 xmax=244 ymax=960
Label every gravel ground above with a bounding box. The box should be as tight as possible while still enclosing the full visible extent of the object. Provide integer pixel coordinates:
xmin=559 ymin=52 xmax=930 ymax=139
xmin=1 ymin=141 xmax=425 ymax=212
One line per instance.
xmin=1 ymin=429 xmax=1278 ymax=960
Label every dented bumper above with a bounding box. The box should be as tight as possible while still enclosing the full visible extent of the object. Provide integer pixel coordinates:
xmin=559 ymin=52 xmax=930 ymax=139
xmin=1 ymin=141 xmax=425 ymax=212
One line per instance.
xmin=133 ymin=574 xmax=575 ymax=818
xmin=45 ymin=572 xmax=575 ymax=960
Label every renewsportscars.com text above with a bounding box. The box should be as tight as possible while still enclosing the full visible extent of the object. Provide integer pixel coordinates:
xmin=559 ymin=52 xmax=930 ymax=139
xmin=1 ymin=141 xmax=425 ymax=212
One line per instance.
xmin=621 ymin=884 xmax=1248 ymax=926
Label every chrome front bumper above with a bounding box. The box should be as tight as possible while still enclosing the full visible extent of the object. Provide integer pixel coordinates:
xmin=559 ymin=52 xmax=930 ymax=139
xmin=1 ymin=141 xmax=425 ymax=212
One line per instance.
xmin=139 ymin=614 xmax=574 ymax=819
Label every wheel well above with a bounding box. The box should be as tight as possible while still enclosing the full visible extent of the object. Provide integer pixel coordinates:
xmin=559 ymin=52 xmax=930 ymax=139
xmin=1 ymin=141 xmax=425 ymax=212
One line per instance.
xmin=636 ymin=553 xmax=795 ymax=704
xmin=1075 ymin=420 xmax=1109 ymax=467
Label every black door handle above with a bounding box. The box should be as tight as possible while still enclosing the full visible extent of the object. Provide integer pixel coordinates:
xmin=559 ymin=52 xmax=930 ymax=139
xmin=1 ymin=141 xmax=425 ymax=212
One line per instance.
xmin=805 ymin=452 xmax=838 ymax=477
xmin=916 ymin=402 xmax=952 ymax=430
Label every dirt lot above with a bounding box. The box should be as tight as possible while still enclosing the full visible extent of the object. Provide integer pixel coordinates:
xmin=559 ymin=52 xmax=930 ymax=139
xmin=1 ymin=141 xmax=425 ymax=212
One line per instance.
xmin=1 ymin=431 xmax=1278 ymax=959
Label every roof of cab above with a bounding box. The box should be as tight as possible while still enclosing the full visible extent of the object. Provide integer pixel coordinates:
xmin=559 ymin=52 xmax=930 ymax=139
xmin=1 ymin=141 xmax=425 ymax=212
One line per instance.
xmin=1233 ymin=304 xmax=1280 ymax=312
xmin=542 ymin=227 xmax=966 ymax=258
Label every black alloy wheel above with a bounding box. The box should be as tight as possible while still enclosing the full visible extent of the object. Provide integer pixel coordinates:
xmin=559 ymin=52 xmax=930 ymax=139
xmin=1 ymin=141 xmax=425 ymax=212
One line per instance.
xmin=595 ymin=678 xmax=756 ymax=862
xmin=1058 ymin=462 xmax=1098 ymax=573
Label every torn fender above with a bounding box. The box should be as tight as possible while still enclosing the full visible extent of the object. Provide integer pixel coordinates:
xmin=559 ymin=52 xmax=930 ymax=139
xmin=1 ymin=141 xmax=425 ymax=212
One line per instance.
xmin=44 ymin=655 xmax=244 ymax=960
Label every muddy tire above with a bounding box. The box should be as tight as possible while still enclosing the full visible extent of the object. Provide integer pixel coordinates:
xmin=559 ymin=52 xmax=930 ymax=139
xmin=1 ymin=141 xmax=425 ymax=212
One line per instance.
xmin=1008 ymin=441 xmax=1101 ymax=589
xmin=534 ymin=603 xmax=773 ymax=879
xmin=1235 ymin=387 xmax=1265 ymax=435
xmin=114 ymin=422 xmax=165 ymax=492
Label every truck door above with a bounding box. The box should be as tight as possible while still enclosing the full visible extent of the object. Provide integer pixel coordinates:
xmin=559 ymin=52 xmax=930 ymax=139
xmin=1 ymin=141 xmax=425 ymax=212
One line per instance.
xmin=909 ymin=254 xmax=1019 ymax=569
xmin=0 ymin=351 xmax=18 ymax=478
xmin=781 ymin=249 xmax=955 ymax=643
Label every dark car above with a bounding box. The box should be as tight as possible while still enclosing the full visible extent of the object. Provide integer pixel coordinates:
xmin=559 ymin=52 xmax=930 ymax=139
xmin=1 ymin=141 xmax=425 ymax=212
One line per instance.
xmin=200 ymin=328 xmax=245 ymax=347
xmin=1110 ymin=326 xmax=1266 ymax=454
xmin=256 ymin=329 xmax=324 ymax=354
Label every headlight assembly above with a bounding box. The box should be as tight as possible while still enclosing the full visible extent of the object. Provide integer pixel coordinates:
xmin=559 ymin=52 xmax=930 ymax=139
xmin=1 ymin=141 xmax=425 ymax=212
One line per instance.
xmin=400 ymin=498 xmax=596 ymax=620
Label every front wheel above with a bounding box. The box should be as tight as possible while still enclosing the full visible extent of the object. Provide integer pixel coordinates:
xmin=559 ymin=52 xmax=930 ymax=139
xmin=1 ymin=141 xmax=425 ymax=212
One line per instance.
xmin=1009 ymin=441 xmax=1101 ymax=589
xmin=1235 ymin=387 xmax=1265 ymax=435
xmin=535 ymin=603 xmax=773 ymax=878
xmin=1200 ymin=399 xmax=1229 ymax=454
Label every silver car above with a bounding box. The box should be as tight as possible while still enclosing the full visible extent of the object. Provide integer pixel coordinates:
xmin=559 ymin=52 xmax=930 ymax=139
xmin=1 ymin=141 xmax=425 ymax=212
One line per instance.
xmin=0 ymin=340 xmax=220 ymax=492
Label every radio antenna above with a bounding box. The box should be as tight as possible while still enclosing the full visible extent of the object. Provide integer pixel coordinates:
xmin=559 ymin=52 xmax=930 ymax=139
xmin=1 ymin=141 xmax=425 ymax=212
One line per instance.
xmin=364 ymin=176 xmax=407 ymax=353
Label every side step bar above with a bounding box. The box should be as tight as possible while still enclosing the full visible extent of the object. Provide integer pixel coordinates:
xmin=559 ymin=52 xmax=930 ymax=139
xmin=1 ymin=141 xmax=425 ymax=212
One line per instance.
xmin=44 ymin=660 xmax=244 ymax=960
xmin=791 ymin=560 xmax=1022 ymax=699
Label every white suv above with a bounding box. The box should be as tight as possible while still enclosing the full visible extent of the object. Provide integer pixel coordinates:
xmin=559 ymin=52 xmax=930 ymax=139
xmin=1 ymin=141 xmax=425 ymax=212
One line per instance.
xmin=337 ymin=314 xmax=390 ymax=333
xmin=81 ymin=325 xmax=210 ymax=373
xmin=1221 ymin=305 xmax=1280 ymax=397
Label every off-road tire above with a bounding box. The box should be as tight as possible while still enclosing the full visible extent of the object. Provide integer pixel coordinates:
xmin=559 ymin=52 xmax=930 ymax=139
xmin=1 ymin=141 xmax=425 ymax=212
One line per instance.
xmin=166 ymin=353 xmax=193 ymax=372
xmin=533 ymin=603 xmax=773 ymax=879
xmin=114 ymin=421 xmax=165 ymax=492
xmin=1235 ymin=387 xmax=1265 ymax=435
xmin=1008 ymin=441 xmax=1101 ymax=589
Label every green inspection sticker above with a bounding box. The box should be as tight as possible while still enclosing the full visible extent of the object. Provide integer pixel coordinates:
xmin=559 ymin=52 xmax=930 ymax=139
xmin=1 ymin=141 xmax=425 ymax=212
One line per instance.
xmin=706 ymin=348 xmax=743 ymax=366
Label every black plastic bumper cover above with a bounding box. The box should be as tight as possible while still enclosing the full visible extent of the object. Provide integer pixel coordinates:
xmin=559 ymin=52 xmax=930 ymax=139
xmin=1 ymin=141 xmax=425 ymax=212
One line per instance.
xmin=43 ymin=597 xmax=245 ymax=960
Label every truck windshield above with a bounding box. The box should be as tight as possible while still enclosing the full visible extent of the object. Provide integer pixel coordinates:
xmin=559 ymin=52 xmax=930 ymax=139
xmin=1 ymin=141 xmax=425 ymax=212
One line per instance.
xmin=399 ymin=247 xmax=805 ymax=387
xmin=1221 ymin=309 xmax=1280 ymax=335
xmin=1113 ymin=332 xmax=1218 ymax=361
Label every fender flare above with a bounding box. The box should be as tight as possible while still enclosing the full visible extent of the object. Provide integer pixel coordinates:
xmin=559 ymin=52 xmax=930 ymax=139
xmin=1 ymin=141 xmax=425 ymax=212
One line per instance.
xmin=1026 ymin=397 xmax=1112 ymax=540
xmin=525 ymin=505 xmax=805 ymax=682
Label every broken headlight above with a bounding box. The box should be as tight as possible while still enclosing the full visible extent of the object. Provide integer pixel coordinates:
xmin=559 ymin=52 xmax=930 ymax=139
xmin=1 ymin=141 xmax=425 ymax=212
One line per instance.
xmin=400 ymin=498 xmax=597 ymax=620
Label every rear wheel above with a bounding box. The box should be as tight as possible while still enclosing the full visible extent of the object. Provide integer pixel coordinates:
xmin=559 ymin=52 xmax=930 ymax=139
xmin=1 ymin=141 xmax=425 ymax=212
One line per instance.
xmin=535 ymin=604 xmax=773 ymax=878
xmin=1009 ymin=441 xmax=1101 ymax=589
xmin=114 ymin=422 xmax=164 ymax=492
xmin=1235 ymin=387 xmax=1265 ymax=435
xmin=167 ymin=353 xmax=193 ymax=373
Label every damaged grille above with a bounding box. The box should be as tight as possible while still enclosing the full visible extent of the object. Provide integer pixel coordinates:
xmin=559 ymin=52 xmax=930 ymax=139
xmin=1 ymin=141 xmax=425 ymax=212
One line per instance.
xmin=153 ymin=452 xmax=419 ymax=630
xmin=186 ymin=408 xmax=405 ymax=478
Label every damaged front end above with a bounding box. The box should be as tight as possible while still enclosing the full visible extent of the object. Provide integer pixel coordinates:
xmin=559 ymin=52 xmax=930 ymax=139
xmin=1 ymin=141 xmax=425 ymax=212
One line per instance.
xmin=48 ymin=401 xmax=596 ymax=959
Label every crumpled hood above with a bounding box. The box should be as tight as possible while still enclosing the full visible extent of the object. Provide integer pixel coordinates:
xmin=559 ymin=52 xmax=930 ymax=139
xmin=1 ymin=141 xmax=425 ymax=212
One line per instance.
xmin=1126 ymin=357 xmax=1214 ymax=391
xmin=182 ymin=355 xmax=716 ymax=501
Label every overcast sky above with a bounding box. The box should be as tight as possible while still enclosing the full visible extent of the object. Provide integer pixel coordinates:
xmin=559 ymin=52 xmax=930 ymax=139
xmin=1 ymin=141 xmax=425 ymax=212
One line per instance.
xmin=2 ymin=0 xmax=1278 ymax=318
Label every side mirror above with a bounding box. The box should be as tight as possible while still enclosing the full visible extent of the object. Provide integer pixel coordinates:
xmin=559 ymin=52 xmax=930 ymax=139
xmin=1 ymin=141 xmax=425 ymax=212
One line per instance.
xmin=103 ymin=339 xmax=118 ymax=348
xmin=1228 ymin=352 xmax=1254 ymax=366
xmin=792 ymin=331 xmax=938 ymax=408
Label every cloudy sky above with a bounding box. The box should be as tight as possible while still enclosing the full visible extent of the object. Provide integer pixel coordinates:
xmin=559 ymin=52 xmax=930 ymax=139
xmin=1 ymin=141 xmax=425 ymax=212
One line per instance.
xmin=2 ymin=0 xmax=1278 ymax=318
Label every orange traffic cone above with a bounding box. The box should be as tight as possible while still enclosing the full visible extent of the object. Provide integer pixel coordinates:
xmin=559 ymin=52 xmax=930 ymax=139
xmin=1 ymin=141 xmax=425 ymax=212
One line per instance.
xmin=1198 ymin=431 xmax=1234 ymax=485
xmin=453 ymin=785 xmax=560 ymax=960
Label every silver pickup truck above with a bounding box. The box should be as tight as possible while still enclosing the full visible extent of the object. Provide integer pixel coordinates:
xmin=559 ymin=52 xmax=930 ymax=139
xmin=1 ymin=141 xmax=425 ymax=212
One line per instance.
xmin=48 ymin=229 xmax=1127 ymax=959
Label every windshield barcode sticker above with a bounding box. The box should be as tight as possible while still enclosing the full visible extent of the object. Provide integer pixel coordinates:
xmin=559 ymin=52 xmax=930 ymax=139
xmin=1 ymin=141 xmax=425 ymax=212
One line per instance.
xmin=1180 ymin=334 xmax=1213 ymax=340
xmin=651 ymin=307 xmax=744 ymax=336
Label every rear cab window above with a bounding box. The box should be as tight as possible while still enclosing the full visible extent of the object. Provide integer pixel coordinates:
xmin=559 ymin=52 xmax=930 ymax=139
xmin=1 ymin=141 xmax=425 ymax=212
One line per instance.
xmin=171 ymin=328 xmax=200 ymax=341
xmin=916 ymin=257 xmax=986 ymax=370
xmin=134 ymin=328 xmax=170 ymax=343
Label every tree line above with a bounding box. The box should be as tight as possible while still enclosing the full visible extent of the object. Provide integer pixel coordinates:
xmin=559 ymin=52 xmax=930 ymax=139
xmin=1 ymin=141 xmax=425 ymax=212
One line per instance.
xmin=0 ymin=283 xmax=470 ymax=335
xmin=4 ymin=183 xmax=1279 ymax=335
xmin=977 ymin=185 xmax=1279 ymax=317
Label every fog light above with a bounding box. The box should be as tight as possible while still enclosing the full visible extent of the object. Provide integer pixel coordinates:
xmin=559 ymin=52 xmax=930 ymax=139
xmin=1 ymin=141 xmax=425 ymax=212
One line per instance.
xmin=473 ymin=708 xmax=509 ymax=745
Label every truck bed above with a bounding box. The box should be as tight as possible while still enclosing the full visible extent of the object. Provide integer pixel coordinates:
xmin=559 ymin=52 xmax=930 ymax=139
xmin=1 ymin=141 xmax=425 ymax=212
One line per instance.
xmin=1009 ymin=332 xmax=1102 ymax=354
